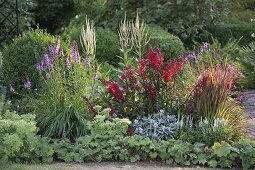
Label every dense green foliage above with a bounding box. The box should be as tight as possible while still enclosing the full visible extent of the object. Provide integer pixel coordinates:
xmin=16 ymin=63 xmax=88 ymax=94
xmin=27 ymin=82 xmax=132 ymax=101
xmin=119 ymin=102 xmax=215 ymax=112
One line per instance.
xmin=206 ymin=23 xmax=255 ymax=46
xmin=1 ymin=2 xmax=255 ymax=167
xmin=95 ymin=27 xmax=121 ymax=65
xmin=53 ymin=133 xmax=255 ymax=169
xmin=35 ymin=0 xmax=75 ymax=33
xmin=0 ymin=96 xmax=53 ymax=163
xmin=53 ymin=114 xmax=131 ymax=162
xmin=240 ymin=41 xmax=255 ymax=88
xmin=31 ymin=35 xmax=100 ymax=140
xmin=52 ymin=114 xmax=242 ymax=167
xmin=71 ymin=0 xmax=229 ymax=45
xmin=2 ymin=29 xmax=56 ymax=92
xmin=149 ymin=26 xmax=184 ymax=60
xmin=63 ymin=21 xmax=120 ymax=65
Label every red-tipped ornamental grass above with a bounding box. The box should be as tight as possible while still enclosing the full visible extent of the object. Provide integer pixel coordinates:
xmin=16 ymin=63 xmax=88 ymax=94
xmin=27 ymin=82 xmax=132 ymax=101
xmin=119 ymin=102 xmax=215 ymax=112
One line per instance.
xmin=190 ymin=64 xmax=242 ymax=122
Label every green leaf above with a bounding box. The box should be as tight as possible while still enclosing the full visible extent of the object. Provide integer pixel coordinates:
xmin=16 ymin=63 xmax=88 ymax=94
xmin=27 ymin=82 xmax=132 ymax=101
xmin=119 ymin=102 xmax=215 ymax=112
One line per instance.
xmin=208 ymin=160 xmax=217 ymax=168
xmin=197 ymin=154 xmax=207 ymax=165
xmin=212 ymin=141 xmax=231 ymax=157
xmin=130 ymin=155 xmax=140 ymax=163
xmin=149 ymin=152 xmax=157 ymax=159
xmin=166 ymin=158 xmax=173 ymax=165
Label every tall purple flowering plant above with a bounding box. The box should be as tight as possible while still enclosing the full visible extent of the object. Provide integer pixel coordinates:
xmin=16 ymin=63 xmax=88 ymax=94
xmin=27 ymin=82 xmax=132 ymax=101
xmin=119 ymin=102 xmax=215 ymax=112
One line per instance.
xmin=32 ymin=32 xmax=100 ymax=140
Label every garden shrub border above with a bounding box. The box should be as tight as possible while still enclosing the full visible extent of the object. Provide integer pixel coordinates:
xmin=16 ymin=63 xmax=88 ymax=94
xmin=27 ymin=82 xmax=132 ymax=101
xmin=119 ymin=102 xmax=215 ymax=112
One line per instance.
xmin=50 ymin=115 xmax=255 ymax=170
xmin=52 ymin=135 xmax=255 ymax=169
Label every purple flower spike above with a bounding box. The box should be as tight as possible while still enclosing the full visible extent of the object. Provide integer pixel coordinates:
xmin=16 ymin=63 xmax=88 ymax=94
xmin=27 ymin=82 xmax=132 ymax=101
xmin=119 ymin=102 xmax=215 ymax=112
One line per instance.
xmin=9 ymin=84 xmax=15 ymax=93
xmin=24 ymin=78 xmax=32 ymax=90
xmin=36 ymin=64 xmax=43 ymax=72
xmin=84 ymin=55 xmax=90 ymax=68
xmin=36 ymin=59 xmax=45 ymax=72
xmin=71 ymin=41 xmax=80 ymax=63
xmin=48 ymin=42 xmax=54 ymax=57
xmin=66 ymin=56 xmax=71 ymax=69
xmin=55 ymin=37 xmax=61 ymax=55
xmin=60 ymin=48 xmax=64 ymax=57
xmin=44 ymin=53 xmax=54 ymax=69
xmin=44 ymin=53 xmax=51 ymax=65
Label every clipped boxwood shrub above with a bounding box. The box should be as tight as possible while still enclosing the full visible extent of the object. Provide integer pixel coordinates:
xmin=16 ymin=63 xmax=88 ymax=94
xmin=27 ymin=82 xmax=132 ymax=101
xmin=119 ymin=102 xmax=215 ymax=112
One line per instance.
xmin=148 ymin=26 xmax=184 ymax=60
xmin=63 ymin=17 xmax=120 ymax=65
xmin=95 ymin=27 xmax=120 ymax=65
xmin=2 ymin=29 xmax=56 ymax=92
xmin=206 ymin=23 xmax=255 ymax=46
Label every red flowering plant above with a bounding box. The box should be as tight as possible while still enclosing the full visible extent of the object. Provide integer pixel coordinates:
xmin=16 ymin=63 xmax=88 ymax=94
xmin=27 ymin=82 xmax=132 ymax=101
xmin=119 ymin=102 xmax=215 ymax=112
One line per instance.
xmin=99 ymin=46 xmax=185 ymax=119
xmin=186 ymin=63 xmax=245 ymax=129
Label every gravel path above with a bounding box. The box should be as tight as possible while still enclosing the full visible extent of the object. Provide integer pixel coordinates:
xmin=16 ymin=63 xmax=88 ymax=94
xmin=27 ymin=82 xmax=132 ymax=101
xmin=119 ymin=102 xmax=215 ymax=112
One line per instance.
xmin=45 ymin=162 xmax=223 ymax=170
xmin=239 ymin=90 xmax=255 ymax=136
xmin=1 ymin=162 xmax=226 ymax=170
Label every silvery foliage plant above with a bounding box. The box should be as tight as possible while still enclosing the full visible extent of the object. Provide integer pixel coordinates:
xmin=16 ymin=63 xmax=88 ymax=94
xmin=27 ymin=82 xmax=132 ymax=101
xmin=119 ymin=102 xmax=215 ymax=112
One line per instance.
xmin=198 ymin=117 xmax=228 ymax=135
xmin=132 ymin=110 xmax=177 ymax=141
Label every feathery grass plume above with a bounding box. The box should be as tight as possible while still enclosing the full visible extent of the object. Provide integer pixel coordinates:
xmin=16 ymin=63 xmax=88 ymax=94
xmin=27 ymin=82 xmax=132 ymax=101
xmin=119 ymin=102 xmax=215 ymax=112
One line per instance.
xmin=118 ymin=14 xmax=132 ymax=64
xmin=131 ymin=13 xmax=150 ymax=59
xmin=80 ymin=17 xmax=96 ymax=60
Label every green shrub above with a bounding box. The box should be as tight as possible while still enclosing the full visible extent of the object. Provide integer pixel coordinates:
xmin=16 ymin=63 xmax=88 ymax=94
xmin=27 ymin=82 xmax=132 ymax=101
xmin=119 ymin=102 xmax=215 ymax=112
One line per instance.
xmin=52 ymin=130 xmax=255 ymax=169
xmin=95 ymin=27 xmax=120 ymax=65
xmin=31 ymin=22 xmax=103 ymax=140
xmin=0 ymin=96 xmax=53 ymax=163
xmin=2 ymin=29 xmax=56 ymax=93
xmin=63 ymin=17 xmax=120 ymax=65
xmin=206 ymin=23 xmax=254 ymax=46
xmin=32 ymin=40 xmax=98 ymax=140
xmin=53 ymin=114 xmax=131 ymax=162
xmin=148 ymin=26 xmax=184 ymax=60
xmin=35 ymin=0 xmax=75 ymax=33
xmin=240 ymin=41 xmax=255 ymax=89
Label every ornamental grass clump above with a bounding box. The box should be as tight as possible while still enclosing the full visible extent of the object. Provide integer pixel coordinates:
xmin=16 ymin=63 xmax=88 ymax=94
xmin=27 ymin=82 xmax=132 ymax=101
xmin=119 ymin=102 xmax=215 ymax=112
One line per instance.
xmin=99 ymin=46 xmax=185 ymax=119
xmin=32 ymin=19 xmax=100 ymax=140
xmin=189 ymin=64 xmax=244 ymax=126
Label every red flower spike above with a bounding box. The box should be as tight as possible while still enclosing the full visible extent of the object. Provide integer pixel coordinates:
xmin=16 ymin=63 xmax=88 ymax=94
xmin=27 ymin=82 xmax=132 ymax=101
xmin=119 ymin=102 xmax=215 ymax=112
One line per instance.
xmin=146 ymin=47 xmax=164 ymax=74
xmin=138 ymin=59 xmax=147 ymax=81
xmin=162 ymin=60 xmax=184 ymax=82
xmin=100 ymin=78 xmax=124 ymax=102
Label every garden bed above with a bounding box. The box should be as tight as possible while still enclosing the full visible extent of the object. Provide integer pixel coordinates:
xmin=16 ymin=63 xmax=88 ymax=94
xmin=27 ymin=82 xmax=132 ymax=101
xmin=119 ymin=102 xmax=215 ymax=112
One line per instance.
xmin=0 ymin=12 xmax=255 ymax=170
